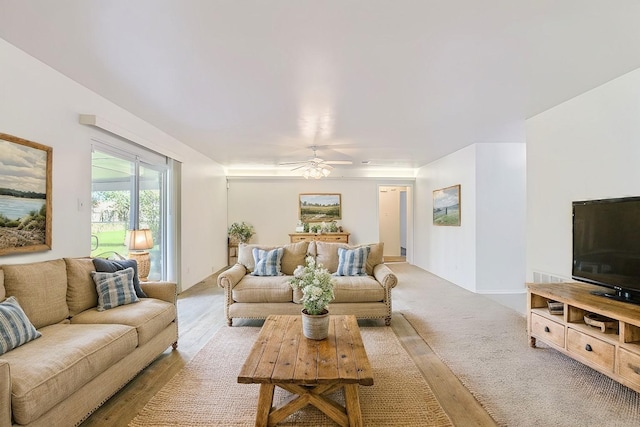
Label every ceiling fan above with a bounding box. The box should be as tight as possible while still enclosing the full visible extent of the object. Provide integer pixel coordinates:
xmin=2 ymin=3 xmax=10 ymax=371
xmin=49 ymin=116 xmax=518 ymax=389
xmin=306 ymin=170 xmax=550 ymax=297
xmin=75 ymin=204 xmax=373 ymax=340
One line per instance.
xmin=279 ymin=146 xmax=352 ymax=179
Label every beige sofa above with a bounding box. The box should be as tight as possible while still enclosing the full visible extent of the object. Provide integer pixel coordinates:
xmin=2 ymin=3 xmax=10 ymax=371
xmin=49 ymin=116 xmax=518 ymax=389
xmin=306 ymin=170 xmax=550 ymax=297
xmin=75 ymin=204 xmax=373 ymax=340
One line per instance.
xmin=218 ymin=241 xmax=398 ymax=326
xmin=0 ymin=258 xmax=178 ymax=427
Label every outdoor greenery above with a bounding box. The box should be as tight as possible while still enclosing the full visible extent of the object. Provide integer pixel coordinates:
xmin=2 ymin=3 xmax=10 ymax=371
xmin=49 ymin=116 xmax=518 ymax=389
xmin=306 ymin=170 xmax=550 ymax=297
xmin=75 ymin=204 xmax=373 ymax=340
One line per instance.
xmin=91 ymin=189 xmax=160 ymax=256
xmin=289 ymin=256 xmax=335 ymax=315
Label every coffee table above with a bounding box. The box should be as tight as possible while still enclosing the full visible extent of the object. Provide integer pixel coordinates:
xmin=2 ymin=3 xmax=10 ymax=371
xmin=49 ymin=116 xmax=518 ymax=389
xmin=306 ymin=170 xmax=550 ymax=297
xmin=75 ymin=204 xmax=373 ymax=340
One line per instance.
xmin=238 ymin=314 xmax=373 ymax=427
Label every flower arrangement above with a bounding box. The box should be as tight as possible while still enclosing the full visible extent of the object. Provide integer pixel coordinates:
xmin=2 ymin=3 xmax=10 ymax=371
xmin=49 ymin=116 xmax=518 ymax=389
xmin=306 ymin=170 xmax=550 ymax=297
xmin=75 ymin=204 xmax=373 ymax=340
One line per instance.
xmin=290 ymin=256 xmax=335 ymax=315
xmin=227 ymin=222 xmax=255 ymax=243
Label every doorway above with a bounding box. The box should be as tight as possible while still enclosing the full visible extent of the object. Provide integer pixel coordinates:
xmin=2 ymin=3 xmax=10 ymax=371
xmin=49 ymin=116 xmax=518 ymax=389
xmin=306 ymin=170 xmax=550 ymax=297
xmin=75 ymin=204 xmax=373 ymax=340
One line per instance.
xmin=378 ymin=185 xmax=410 ymax=262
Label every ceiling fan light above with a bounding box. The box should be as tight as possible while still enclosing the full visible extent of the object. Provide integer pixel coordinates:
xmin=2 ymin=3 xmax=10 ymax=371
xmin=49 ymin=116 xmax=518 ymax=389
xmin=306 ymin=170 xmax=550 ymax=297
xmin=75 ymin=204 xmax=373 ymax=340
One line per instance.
xmin=303 ymin=169 xmax=311 ymax=179
xmin=321 ymin=167 xmax=331 ymax=177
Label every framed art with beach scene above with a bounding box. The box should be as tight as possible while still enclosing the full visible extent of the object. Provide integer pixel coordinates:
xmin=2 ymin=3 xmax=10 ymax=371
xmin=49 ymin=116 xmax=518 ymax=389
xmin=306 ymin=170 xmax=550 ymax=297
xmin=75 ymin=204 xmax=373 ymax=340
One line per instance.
xmin=299 ymin=193 xmax=342 ymax=222
xmin=433 ymin=184 xmax=461 ymax=226
xmin=0 ymin=133 xmax=52 ymax=255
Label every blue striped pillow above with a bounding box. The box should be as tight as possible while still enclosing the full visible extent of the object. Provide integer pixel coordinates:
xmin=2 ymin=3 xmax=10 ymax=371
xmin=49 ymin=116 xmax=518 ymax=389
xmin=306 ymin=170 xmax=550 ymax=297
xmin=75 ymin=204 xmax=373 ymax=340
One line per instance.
xmin=91 ymin=267 xmax=140 ymax=311
xmin=251 ymin=247 xmax=284 ymax=276
xmin=0 ymin=296 xmax=41 ymax=355
xmin=335 ymin=246 xmax=371 ymax=276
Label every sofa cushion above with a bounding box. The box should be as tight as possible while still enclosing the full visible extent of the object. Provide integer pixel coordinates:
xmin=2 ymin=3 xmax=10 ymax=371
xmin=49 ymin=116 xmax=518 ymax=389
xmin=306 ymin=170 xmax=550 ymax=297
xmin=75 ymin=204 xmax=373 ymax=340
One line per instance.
xmin=92 ymin=258 xmax=147 ymax=298
xmin=0 ymin=269 xmax=4 ymax=300
xmin=251 ymin=247 xmax=284 ymax=276
xmin=280 ymin=241 xmax=309 ymax=275
xmin=71 ymin=298 xmax=176 ymax=346
xmin=91 ymin=268 xmax=140 ymax=311
xmin=65 ymin=258 xmax=98 ymax=316
xmin=332 ymin=276 xmax=385 ymax=303
xmin=313 ymin=242 xmax=384 ymax=275
xmin=238 ymin=242 xmax=309 ymax=275
xmin=336 ymin=246 xmax=370 ymax=276
xmin=3 ymin=323 xmax=137 ymax=425
xmin=1 ymin=259 xmax=69 ymax=329
xmin=0 ymin=296 xmax=41 ymax=355
xmin=232 ymin=275 xmax=293 ymax=303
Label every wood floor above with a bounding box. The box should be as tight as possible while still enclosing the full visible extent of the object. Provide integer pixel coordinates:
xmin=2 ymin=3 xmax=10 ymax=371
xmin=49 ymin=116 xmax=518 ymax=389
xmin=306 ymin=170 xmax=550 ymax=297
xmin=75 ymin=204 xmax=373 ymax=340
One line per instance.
xmin=81 ymin=268 xmax=496 ymax=427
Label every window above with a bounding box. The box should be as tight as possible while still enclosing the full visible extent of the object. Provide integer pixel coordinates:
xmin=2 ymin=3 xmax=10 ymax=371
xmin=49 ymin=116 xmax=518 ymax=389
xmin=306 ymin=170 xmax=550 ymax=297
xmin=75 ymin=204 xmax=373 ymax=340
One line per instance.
xmin=91 ymin=142 xmax=169 ymax=281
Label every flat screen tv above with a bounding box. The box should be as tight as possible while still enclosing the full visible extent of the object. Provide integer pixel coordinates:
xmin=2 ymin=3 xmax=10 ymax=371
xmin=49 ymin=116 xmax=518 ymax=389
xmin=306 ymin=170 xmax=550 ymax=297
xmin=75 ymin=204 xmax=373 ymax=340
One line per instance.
xmin=572 ymin=196 xmax=640 ymax=304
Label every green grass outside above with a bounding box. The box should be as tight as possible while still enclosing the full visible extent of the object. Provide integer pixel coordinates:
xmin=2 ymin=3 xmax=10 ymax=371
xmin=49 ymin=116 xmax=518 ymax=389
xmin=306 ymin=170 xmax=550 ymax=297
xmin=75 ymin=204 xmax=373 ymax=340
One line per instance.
xmin=91 ymin=229 xmax=127 ymax=258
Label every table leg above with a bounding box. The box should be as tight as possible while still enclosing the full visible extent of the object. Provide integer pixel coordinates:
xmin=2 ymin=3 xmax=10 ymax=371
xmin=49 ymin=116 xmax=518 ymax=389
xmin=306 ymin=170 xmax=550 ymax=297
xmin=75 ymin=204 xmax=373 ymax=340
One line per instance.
xmin=344 ymin=384 xmax=363 ymax=427
xmin=255 ymin=383 xmax=275 ymax=427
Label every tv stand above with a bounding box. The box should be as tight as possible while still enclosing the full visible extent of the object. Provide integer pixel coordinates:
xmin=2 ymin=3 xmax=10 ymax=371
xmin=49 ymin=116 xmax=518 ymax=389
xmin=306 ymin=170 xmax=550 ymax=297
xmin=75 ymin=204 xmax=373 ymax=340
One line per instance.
xmin=591 ymin=290 xmax=640 ymax=306
xmin=528 ymin=282 xmax=640 ymax=394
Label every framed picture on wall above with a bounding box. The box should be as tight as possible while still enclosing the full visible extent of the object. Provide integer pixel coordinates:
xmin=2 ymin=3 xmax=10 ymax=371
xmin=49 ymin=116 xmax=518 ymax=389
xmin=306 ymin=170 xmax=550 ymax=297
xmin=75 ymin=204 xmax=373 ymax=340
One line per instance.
xmin=299 ymin=193 xmax=342 ymax=222
xmin=0 ymin=133 xmax=53 ymax=255
xmin=433 ymin=185 xmax=460 ymax=226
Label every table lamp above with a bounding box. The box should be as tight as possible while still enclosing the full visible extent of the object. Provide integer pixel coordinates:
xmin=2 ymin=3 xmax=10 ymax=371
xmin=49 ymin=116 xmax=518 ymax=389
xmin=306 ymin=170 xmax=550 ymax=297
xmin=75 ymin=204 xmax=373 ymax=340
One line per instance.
xmin=126 ymin=229 xmax=154 ymax=281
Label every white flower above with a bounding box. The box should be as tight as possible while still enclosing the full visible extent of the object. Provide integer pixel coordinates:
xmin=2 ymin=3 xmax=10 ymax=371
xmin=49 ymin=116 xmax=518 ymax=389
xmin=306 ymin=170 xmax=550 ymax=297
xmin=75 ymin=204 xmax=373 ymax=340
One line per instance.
xmin=293 ymin=265 xmax=304 ymax=278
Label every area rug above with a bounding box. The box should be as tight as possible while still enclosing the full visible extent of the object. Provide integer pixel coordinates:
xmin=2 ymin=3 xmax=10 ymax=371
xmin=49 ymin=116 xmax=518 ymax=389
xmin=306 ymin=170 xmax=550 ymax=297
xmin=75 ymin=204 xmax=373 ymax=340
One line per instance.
xmin=129 ymin=325 xmax=453 ymax=426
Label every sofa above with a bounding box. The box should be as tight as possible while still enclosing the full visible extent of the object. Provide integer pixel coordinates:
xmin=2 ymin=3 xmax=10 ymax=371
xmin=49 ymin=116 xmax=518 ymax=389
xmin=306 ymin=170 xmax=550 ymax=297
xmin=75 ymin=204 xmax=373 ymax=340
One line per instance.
xmin=0 ymin=257 xmax=178 ymax=427
xmin=217 ymin=241 xmax=398 ymax=326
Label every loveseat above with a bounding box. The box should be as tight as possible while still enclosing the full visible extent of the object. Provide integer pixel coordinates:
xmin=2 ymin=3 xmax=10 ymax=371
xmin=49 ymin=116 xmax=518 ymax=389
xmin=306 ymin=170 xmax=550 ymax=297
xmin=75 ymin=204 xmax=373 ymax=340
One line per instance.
xmin=217 ymin=241 xmax=398 ymax=326
xmin=0 ymin=258 xmax=178 ymax=427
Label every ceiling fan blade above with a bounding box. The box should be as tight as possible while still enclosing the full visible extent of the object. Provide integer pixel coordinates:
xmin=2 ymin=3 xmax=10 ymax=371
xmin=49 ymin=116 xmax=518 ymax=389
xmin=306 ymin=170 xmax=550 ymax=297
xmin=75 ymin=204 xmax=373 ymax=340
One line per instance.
xmin=278 ymin=160 xmax=308 ymax=166
xmin=290 ymin=164 xmax=308 ymax=171
xmin=324 ymin=160 xmax=352 ymax=165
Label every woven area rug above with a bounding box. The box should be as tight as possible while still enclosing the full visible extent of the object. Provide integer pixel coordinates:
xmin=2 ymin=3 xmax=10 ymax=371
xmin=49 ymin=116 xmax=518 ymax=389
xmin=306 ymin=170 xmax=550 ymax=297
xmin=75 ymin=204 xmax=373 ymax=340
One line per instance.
xmin=129 ymin=325 xmax=453 ymax=426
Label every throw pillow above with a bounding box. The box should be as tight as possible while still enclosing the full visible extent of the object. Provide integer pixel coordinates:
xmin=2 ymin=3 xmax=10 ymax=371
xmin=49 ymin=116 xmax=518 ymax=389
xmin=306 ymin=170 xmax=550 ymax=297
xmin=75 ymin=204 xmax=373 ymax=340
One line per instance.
xmin=251 ymin=247 xmax=284 ymax=276
xmin=92 ymin=258 xmax=147 ymax=298
xmin=0 ymin=296 xmax=41 ymax=355
xmin=335 ymin=246 xmax=371 ymax=276
xmin=91 ymin=268 xmax=140 ymax=311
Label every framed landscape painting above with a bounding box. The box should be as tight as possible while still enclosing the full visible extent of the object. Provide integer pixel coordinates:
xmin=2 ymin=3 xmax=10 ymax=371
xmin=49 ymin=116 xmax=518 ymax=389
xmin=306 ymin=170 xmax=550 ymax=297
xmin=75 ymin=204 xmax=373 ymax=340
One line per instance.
xmin=299 ymin=193 xmax=342 ymax=222
xmin=433 ymin=185 xmax=460 ymax=226
xmin=0 ymin=133 xmax=52 ymax=255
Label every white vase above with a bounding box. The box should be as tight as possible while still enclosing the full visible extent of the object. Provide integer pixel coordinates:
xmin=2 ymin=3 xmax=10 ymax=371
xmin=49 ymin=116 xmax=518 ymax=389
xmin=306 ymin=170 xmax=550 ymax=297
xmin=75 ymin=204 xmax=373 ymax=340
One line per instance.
xmin=301 ymin=309 xmax=330 ymax=340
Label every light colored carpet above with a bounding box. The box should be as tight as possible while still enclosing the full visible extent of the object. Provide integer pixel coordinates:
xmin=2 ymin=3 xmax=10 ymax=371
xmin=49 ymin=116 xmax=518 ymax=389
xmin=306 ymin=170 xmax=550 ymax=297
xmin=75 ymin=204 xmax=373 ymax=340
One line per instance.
xmin=390 ymin=263 xmax=640 ymax=427
xmin=129 ymin=324 xmax=453 ymax=426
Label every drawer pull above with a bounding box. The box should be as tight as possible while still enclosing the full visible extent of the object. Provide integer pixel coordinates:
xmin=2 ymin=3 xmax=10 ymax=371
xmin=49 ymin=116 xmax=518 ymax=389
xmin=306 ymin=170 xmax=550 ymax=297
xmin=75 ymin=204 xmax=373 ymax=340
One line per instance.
xmin=544 ymin=326 xmax=550 ymax=333
xmin=585 ymin=344 xmax=593 ymax=352
xmin=629 ymin=364 xmax=640 ymax=375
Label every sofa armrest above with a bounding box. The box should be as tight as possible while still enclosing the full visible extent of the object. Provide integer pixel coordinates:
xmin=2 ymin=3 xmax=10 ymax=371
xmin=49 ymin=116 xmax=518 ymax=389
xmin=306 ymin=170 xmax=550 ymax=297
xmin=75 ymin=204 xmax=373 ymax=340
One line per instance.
xmin=140 ymin=281 xmax=177 ymax=305
xmin=373 ymin=264 xmax=398 ymax=289
xmin=217 ymin=264 xmax=247 ymax=290
xmin=0 ymin=359 xmax=11 ymax=427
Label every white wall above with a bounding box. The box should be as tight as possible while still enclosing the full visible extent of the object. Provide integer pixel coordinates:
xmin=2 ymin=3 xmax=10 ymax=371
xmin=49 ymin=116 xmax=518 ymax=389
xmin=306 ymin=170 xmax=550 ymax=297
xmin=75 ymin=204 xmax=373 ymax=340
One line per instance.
xmin=0 ymin=39 xmax=228 ymax=291
xmin=414 ymin=143 xmax=526 ymax=301
xmin=227 ymin=178 xmax=414 ymax=246
xmin=526 ymin=68 xmax=640 ymax=281
xmin=414 ymin=145 xmax=478 ymax=291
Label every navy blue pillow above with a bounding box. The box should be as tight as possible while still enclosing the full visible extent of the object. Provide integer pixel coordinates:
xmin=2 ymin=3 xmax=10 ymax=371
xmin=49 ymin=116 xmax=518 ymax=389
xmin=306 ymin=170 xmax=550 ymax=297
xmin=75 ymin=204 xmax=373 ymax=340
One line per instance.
xmin=92 ymin=258 xmax=147 ymax=298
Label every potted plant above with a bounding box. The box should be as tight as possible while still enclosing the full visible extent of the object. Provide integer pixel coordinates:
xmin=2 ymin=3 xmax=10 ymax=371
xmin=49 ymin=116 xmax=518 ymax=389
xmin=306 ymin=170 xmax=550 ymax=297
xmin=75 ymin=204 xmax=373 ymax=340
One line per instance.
xmin=289 ymin=256 xmax=335 ymax=339
xmin=227 ymin=222 xmax=255 ymax=244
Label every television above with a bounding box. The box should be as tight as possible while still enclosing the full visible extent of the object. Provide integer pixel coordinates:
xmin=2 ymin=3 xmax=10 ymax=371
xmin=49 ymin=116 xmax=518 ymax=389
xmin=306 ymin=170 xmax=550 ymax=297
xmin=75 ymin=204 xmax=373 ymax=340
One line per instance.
xmin=572 ymin=196 xmax=640 ymax=304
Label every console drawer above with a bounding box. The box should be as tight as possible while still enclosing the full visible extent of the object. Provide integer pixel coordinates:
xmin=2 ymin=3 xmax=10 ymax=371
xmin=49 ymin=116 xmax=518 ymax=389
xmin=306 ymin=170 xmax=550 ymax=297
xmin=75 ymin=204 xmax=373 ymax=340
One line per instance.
xmin=531 ymin=313 xmax=565 ymax=348
xmin=567 ymin=328 xmax=615 ymax=371
xmin=618 ymin=348 xmax=640 ymax=387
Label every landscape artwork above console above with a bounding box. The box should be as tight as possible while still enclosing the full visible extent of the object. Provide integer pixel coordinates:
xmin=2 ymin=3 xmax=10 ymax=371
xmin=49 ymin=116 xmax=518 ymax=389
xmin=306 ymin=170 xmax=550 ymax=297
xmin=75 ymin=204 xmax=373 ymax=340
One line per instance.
xmin=0 ymin=133 xmax=52 ymax=255
xmin=299 ymin=193 xmax=342 ymax=222
xmin=433 ymin=185 xmax=461 ymax=226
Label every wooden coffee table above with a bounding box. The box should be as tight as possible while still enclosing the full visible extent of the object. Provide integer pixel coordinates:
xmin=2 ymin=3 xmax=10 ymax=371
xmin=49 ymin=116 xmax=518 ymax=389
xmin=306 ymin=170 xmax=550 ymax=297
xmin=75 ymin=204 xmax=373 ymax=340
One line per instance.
xmin=238 ymin=314 xmax=373 ymax=427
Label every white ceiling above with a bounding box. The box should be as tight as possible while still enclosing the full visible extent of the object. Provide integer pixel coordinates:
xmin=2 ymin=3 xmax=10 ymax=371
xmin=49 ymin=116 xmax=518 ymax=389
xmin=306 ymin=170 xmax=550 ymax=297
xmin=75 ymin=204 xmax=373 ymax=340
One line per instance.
xmin=2 ymin=1 xmax=640 ymax=175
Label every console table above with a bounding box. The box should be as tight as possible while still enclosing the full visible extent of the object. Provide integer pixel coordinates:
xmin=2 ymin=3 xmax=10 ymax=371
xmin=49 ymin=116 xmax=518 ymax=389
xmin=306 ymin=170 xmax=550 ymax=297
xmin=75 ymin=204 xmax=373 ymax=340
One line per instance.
xmin=289 ymin=232 xmax=350 ymax=244
xmin=528 ymin=282 xmax=640 ymax=393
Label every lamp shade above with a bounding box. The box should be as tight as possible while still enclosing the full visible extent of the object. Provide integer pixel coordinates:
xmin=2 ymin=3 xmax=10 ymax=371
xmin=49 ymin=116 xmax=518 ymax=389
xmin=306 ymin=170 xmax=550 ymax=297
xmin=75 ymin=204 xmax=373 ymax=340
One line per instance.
xmin=127 ymin=229 xmax=154 ymax=251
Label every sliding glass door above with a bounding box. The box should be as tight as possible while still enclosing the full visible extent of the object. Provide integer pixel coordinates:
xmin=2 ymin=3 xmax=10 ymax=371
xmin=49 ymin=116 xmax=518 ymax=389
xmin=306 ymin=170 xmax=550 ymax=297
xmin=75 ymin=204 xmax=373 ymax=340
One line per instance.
xmin=91 ymin=146 xmax=168 ymax=281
